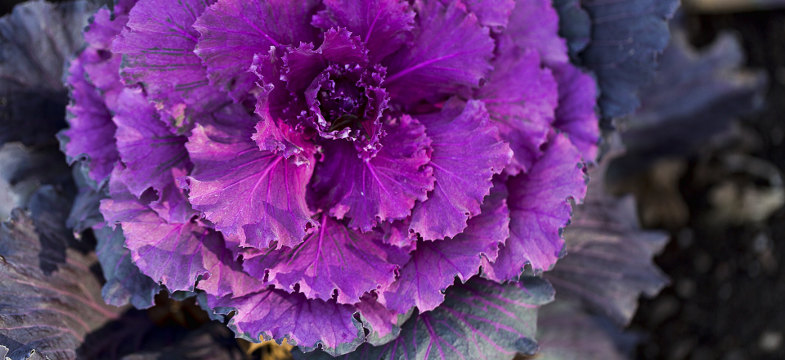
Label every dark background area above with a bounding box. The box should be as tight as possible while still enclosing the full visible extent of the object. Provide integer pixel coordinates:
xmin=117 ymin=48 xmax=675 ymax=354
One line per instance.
xmin=630 ymin=9 xmax=785 ymax=360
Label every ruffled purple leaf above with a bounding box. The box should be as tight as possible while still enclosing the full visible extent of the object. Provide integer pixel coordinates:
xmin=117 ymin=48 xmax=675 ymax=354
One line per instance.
xmin=499 ymin=0 xmax=568 ymax=66
xmin=485 ymin=135 xmax=586 ymax=279
xmin=383 ymin=182 xmax=509 ymax=313
xmin=552 ymin=63 xmax=600 ymax=162
xmin=312 ymin=0 xmax=415 ymax=62
xmin=111 ymin=0 xmax=223 ymax=121
xmin=0 ymin=210 xmax=123 ymax=360
xmin=186 ymin=114 xmax=316 ymax=249
xmin=112 ymin=88 xmax=189 ymax=200
xmin=458 ymin=0 xmax=515 ymax=31
xmin=79 ymin=3 xmax=131 ymax=111
xmin=208 ymin=289 xmax=364 ymax=356
xmin=252 ymin=118 xmax=314 ymax=165
xmin=197 ymin=233 xmax=264 ymax=298
xmin=410 ymin=99 xmax=511 ymax=240
xmin=193 ymin=0 xmax=320 ymax=100
xmin=303 ymin=276 xmax=554 ymax=360
xmin=310 ymin=115 xmax=434 ymax=232
xmin=477 ymin=48 xmax=558 ymax=174
xmin=60 ymin=56 xmax=118 ymax=184
xmin=100 ymin=171 xmax=207 ymax=292
xmin=383 ymin=0 xmax=494 ymax=106
xmin=265 ymin=215 xmax=407 ymax=304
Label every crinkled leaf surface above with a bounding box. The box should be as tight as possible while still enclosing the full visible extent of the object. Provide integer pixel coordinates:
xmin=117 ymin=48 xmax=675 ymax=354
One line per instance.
xmin=101 ymin=191 xmax=210 ymax=293
xmin=383 ymin=182 xmax=509 ymax=313
xmin=383 ymin=0 xmax=494 ymax=106
xmin=186 ymin=115 xmax=315 ymax=249
xmin=547 ymin=161 xmax=668 ymax=325
xmin=299 ymin=276 xmax=554 ymax=360
xmin=0 ymin=210 xmax=123 ymax=360
xmin=410 ymin=100 xmax=511 ymax=240
xmin=312 ymin=0 xmax=415 ymax=62
xmin=484 ymin=135 xmax=586 ymax=279
xmin=310 ymin=116 xmax=434 ymax=232
xmin=552 ymin=63 xmax=600 ymax=162
xmin=477 ymin=48 xmax=557 ymax=174
xmin=194 ymin=0 xmax=320 ymax=100
xmin=60 ymin=58 xmax=118 ymax=184
xmin=208 ymin=289 xmax=364 ymax=356
xmin=0 ymin=0 xmax=92 ymax=147
xmin=112 ymin=88 xmax=189 ymax=201
xmin=499 ymin=0 xmax=567 ymax=65
xmin=265 ymin=215 xmax=405 ymax=304
xmin=111 ymin=0 xmax=224 ymax=119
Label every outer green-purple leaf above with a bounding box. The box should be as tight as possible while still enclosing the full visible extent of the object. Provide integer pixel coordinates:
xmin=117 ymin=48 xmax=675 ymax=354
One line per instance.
xmin=186 ymin=115 xmax=316 ymax=249
xmin=310 ymin=115 xmax=434 ymax=232
xmin=0 ymin=210 xmax=123 ymax=360
xmin=617 ymin=31 xmax=766 ymax=169
xmin=579 ymin=0 xmax=679 ymax=120
xmin=355 ymin=293 xmax=410 ymax=346
xmin=477 ymin=48 xmax=558 ymax=174
xmin=484 ymin=135 xmax=586 ymax=279
xmin=302 ymin=276 xmax=554 ymax=360
xmin=552 ymin=0 xmax=591 ymax=59
xmin=0 ymin=143 xmax=70 ymax=220
xmin=207 ymin=289 xmax=364 ymax=356
xmin=194 ymin=0 xmax=320 ymax=100
xmin=536 ymin=301 xmax=628 ymax=360
xmin=410 ymin=99 xmax=511 ymax=240
xmin=111 ymin=0 xmax=224 ymax=119
xmin=383 ymin=0 xmax=494 ymax=106
xmin=546 ymin=164 xmax=668 ymax=325
xmin=93 ymin=225 xmax=161 ymax=309
xmin=0 ymin=0 xmax=91 ymax=148
xmin=312 ymin=0 xmax=415 ymax=62
xmin=266 ymin=215 xmax=406 ymax=304
xmin=383 ymin=183 xmax=509 ymax=313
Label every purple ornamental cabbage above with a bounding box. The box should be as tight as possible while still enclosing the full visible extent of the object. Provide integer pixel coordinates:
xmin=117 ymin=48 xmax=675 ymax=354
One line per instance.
xmin=60 ymin=0 xmax=599 ymax=355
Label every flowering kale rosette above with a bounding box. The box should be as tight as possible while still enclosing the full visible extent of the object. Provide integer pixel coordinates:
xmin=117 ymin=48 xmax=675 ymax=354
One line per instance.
xmin=60 ymin=0 xmax=599 ymax=354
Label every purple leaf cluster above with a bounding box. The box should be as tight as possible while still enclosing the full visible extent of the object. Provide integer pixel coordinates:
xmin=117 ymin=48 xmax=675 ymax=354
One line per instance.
xmin=60 ymin=0 xmax=599 ymax=354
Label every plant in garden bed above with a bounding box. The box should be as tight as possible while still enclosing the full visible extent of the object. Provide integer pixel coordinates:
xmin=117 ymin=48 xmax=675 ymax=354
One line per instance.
xmin=0 ymin=0 xmax=678 ymax=358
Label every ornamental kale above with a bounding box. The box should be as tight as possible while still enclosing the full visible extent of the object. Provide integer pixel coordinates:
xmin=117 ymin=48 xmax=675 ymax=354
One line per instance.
xmin=59 ymin=0 xmax=601 ymax=355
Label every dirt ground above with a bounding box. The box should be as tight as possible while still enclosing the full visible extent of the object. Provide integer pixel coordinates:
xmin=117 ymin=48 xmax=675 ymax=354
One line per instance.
xmin=631 ymin=10 xmax=785 ymax=360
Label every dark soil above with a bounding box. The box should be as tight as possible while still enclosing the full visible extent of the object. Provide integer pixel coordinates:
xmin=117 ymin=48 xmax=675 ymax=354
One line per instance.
xmin=632 ymin=10 xmax=785 ymax=360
